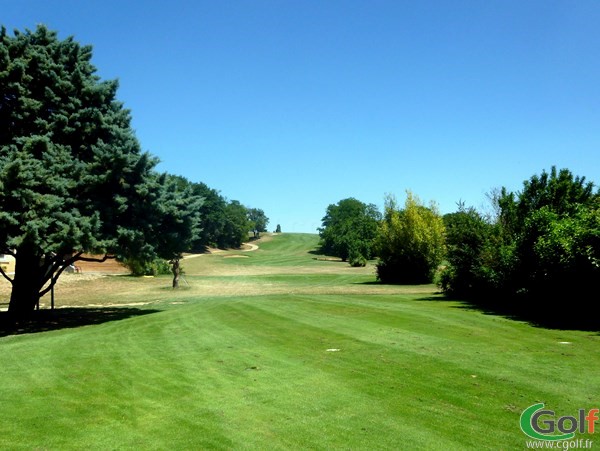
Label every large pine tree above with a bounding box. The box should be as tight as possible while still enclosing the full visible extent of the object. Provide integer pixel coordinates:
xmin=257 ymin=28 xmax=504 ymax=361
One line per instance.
xmin=0 ymin=26 xmax=200 ymax=315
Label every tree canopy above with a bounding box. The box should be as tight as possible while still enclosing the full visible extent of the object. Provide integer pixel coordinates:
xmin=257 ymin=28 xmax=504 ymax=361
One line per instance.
xmin=0 ymin=26 xmax=202 ymax=315
xmin=441 ymin=167 xmax=599 ymax=326
xmin=248 ymin=208 xmax=269 ymax=238
xmin=375 ymin=192 xmax=446 ymax=284
xmin=318 ymin=198 xmax=381 ymax=263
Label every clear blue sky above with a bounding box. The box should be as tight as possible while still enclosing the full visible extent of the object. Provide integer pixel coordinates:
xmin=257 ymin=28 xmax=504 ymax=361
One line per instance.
xmin=3 ymin=0 xmax=599 ymax=232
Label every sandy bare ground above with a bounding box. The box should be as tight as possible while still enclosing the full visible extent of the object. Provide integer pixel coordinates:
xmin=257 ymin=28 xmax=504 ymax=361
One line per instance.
xmin=183 ymin=241 xmax=259 ymax=259
xmin=0 ymin=240 xmax=264 ymax=309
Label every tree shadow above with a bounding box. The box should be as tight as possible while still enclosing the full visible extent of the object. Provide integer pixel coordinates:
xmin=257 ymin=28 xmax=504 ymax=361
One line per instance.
xmin=312 ymin=257 xmax=344 ymax=262
xmin=0 ymin=307 xmax=161 ymax=338
xmin=308 ymin=249 xmax=345 ymax=262
xmin=354 ymin=281 xmax=441 ymax=289
xmin=189 ymin=244 xmax=210 ymax=254
xmin=415 ymin=295 xmax=600 ymax=333
xmin=410 ymin=294 xmax=457 ymax=302
xmin=308 ymin=249 xmax=327 ymax=256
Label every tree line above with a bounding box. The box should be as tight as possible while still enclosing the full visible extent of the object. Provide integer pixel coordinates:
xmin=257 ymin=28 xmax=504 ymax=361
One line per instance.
xmin=0 ymin=26 xmax=268 ymax=316
xmin=318 ymin=193 xmax=445 ymax=282
xmin=442 ymin=167 xmax=598 ymax=326
xmin=319 ymin=168 xmax=599 ymax=326
xmin=169 ymin=176 xmax=269 ymax=251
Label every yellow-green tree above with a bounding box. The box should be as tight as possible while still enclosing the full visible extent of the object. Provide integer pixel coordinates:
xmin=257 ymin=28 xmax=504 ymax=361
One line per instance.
xmin=376 ymin=191 xmax=446 ymax=284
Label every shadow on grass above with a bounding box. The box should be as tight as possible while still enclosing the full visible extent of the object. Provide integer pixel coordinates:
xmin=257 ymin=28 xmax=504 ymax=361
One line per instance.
xmin=0 ymin=307 xmax=161 ymax=338
xmin=354 ymin=281 xmax=445 ymax=291
xmin=307 ymin=249 xmax=344 ymax=260
xmin=307 ymin=249 xmax=344 ymax=262
xmin=415 ymin=294 xmax=600 ymax=333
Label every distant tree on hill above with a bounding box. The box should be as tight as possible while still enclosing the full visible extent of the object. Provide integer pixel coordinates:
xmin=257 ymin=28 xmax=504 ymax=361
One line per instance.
xmin=318 ymin=198 xmax=381 ymax=263
xmin=186 ymin=182 xmax=266 ymax=250
xmin=248 ymin=208 xmax=269 ymax=238
xmin=189 ymin=182 xmax=229 ymax=249
xmin=0 ymin=26 xmax=202 ymax=313
xmin=275 ymin=224 xmax=282 ymax=233
xmin=219 ymin=200 xmax=251 ymax=248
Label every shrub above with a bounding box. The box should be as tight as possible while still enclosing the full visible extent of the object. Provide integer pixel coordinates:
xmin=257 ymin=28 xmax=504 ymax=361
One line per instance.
xmin=376 ymin=192 xmax=446 ymax=284
xmin=441 ymin=208 xmax=490 ymax=296
xmin=348 ymin=248 xmax=367 ymax=267
xmin=440 ymin=167 xmax=599 ymax=326
xmin=122 ymin=258 xmax=171 ymax=276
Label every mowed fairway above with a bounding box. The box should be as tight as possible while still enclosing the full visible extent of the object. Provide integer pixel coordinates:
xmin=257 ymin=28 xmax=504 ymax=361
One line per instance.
xmin=1 ymin=233 xmax=598 ymax=449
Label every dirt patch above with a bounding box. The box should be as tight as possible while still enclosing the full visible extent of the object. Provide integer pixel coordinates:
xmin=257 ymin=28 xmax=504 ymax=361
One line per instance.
xmin=223 ymin=255 xmax=250 ymax=259
xmin=56 ymin=273 xmax=106 ymax=285
xmin=75 ymin=256 xmax=129 ymax=274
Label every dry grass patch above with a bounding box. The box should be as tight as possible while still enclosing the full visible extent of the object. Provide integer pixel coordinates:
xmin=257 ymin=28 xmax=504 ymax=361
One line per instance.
xmin=0 ymin=233 xmax=441 ymax=309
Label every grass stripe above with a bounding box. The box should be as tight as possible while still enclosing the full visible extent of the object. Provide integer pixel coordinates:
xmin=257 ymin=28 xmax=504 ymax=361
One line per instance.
xmin=1 ymin=233 xmax=598 ymax=449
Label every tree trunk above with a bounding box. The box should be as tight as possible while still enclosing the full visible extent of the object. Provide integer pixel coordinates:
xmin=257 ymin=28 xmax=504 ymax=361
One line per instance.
xmin=171 ymin=259 xmax=180 ymax=288
xmin=8 ymin=246 xmax=44 ymax=317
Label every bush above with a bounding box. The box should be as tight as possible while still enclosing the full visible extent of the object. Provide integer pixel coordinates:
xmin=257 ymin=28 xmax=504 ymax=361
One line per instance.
xmin=122 ymin=258 xmax=171 ymax=276
xmin=527 ymin=204 xmax=600 ymax=299
xmin=441 ymin=167 xmax=600 ymax=326
xmin=348 ymin=248 xmax=367 ymax=267
xmin=376 ymin=192 xmax=446 ymax=284
xmin=441 ymin=208 xmax=491 ymax=296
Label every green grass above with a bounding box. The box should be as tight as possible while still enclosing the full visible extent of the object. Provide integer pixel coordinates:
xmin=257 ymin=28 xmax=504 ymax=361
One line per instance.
xmin=1 ymin=233 xmax=599 ymax=449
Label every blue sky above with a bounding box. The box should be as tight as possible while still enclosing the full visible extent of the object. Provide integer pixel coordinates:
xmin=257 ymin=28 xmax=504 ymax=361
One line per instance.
xmin=3 ymin=1 xmax=599 ymax=232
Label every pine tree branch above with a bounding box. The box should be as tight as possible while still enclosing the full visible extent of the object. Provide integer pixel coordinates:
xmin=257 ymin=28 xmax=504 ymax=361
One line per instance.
xmin=0 ymin=265 xmax=13 ymax=284
xmin=75 ymin=254 xmax=116 ymax=263
xmin=38 ymin=252 xmax=84 ymax=298
xmin=39 ymin=258 xmax=80 ymax=298
xmin=38 ymin=253 xmax=115 ymax=298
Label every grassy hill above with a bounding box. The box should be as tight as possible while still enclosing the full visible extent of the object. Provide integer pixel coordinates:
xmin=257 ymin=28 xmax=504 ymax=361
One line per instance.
xmin=1 ymin=233 xmax=598 ymax=449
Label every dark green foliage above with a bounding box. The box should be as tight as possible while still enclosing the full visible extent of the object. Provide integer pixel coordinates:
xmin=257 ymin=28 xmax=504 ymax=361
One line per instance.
xmin=501 ymin=167 xmax=598 ymax=304
xmin=187 ymin=182 xmax=228 ymax=249
xmin=185 ymin=182 xmax=262 ymax=250
xmin=441 ymin=167 xmax=599 ymax=324
xmin=520 ymin=203 xmax=600 ymax=300
xmin=118 ymin=173 xmax=203 ymax=284
xmin=516 ymin=166 xmax=594 ymax=225
xmin=144 ymin=174 xmax=203 ymax=261
xmin=348 ymin=251 xmax=367 ymax=267
xmin=220 ymin=200 xmax=251 ymax=248
xmin=275 ymin=224 xmax=282 ymax=233
xmin=440 ymin=208 xmax=491 ymax=296
xmin=0 ymin=26 xmax=201 ymax=313
xmin=318 ymin=198 xmax=381 ymax=263
xmin=375 ymin=193 xmax=446 ymax=284
xmin=121 ymin=257 xmax=171 ymax=276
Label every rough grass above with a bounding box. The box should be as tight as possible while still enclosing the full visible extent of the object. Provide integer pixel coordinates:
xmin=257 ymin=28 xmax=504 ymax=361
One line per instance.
xmin=0 ymin=233 xmax=598 ymax=449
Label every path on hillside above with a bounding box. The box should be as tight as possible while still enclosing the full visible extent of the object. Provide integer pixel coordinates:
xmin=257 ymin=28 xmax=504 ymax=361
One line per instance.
xmin=183 ymin=241 xmax=259 ymax=259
